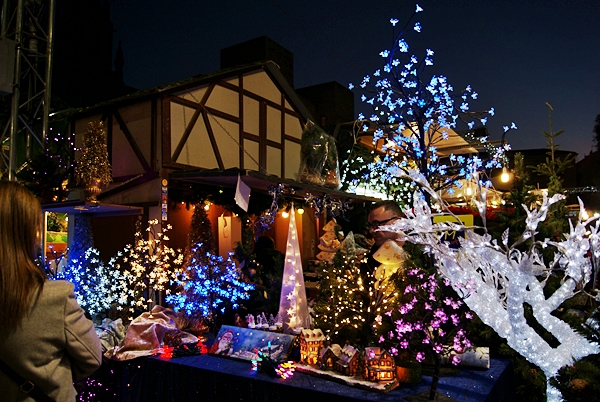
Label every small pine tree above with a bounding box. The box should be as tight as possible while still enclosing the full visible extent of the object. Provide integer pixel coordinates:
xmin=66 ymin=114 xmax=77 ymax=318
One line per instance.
xmin=529 ymin=103 xmax=574 ymax=238
xmin=184 ymin=202 xmax=216 ymax=264
xmin=550 ymin=306 xmax=600 ymax=400
xmin=312 ymin=232 xmax=391 ymax=346
xmin=69 ymin=214 xmax=95 ymax=267
xmin=490 ymin=153 xmax=537 ymax=246
xmin=593 ymin=114 xmax=600 ymax=152
xmin=75 ymin=121 xmax=112 ymax=189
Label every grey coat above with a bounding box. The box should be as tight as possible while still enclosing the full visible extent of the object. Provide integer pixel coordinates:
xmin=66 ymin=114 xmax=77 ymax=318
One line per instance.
xmin=0 ymin=280 xmax=103 ymax=401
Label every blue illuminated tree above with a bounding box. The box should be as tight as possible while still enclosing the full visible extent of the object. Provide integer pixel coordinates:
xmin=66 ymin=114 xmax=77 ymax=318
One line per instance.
xmin=167 ymin=247 xmax=254 ymax=321
xmin=166 ymin=204 xmax=253 ymax=324
xmin=350 ymin=4 xmax=514 ymax=199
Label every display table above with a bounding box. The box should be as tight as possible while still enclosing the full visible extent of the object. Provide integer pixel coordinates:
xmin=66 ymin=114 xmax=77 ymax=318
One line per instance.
xmin=104 ymin=354 xmax=515 ymax=402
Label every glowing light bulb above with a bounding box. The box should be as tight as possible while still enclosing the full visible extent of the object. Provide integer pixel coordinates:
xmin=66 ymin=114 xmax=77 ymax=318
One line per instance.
xmin=282 ymin=211 xmax=289 ymax=218
xmin=500 ymin=167 xmax=510 ymax=183
xmin=204 ymin=203 xmax=210 ymax=211
xmin=297 ymin=207 xmax=304 ymax=215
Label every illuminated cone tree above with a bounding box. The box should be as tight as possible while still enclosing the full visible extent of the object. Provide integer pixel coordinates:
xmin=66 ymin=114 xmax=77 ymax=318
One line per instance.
xmin=278 ymin=205 xmax=310 ymax=333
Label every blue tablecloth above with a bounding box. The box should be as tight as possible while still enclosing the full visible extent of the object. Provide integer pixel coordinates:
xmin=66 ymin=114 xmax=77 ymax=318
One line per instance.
xmin=108 ymin=354 xmax=515 ymax=401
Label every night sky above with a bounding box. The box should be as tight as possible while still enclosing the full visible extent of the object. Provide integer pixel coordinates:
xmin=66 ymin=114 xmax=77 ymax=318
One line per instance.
xmin=109 ymin=0 xmax=600 ymax=160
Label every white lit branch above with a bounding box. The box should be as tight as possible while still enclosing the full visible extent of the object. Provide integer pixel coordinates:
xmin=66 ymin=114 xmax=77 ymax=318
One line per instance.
xmin=382 ymin=169 xmax=599 ymax=402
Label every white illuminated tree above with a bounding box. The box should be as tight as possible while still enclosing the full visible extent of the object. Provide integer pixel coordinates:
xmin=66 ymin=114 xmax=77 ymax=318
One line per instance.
xmin=278 ymin=204 xmax=310 ymax=333
xmin=382 ymin=168 xmax=600 ymax=402
xmin=349 ymin=4 xmax=513 ymax=201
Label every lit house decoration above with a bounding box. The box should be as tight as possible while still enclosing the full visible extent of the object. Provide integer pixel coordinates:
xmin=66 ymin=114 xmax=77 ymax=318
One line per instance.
xmin=364 ymin=347 xmax=395 ymax=382
xmin=334 ymin=344 xmax=360 ymax=376
xmin=320 ymin=344 xmax=342 ymax=370
xmin=299 ymin=328 xmax=325 ymax=365
xmin=278 ymin=204 xmax=310 ymax=334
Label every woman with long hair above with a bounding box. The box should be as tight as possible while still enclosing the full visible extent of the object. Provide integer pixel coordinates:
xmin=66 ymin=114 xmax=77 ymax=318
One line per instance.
xmin=0 ymin=181 xmax=102 ymax=401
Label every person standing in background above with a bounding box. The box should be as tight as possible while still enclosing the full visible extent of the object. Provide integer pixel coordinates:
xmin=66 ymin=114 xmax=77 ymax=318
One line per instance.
xmin=362 ymin=200 xmax=406 ymax=277
xmin=0 ymin=181 xmax=102 ymax=402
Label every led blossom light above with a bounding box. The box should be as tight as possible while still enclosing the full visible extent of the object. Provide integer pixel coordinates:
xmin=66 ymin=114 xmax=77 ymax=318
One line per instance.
xmin=55 ymin=247 xmax=126 ymax=317
xmin=167 ymin=245 xmax=254 ymax=319
xmin=115 ymin=220 xmax=184 ymax=319
xmin=348 ymin=5 xmax=514 ymax=202
xmin=54 ymin=220 xmax=184 ymax=321
xmin=379 ymin=267 xmax=473 ymax=367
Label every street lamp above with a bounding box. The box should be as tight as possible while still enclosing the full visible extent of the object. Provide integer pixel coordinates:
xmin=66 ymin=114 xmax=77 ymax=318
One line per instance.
xmin=500 ymin=129 xmax=512 ymax=184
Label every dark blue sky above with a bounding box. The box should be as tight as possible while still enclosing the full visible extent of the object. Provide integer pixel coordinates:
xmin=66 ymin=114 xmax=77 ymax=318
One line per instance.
xmin=110 ymin=0 xmax=600 ymax=160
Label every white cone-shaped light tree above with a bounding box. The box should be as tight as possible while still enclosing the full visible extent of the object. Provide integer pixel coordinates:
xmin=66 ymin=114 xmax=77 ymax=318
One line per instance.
xmin=278 ymin=204 xmax=310 ymax=333
xmin=382 ymin=169 xmax=600 ymax=402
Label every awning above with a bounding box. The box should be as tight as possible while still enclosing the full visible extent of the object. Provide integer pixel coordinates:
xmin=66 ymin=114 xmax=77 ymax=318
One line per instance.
xmin=355 ymin=121 xmax=480 ymax=157
xmin=42 ymin=200 xmax=144 ymax=217
xmin=169 ymin=168 xmax=381 ymax=203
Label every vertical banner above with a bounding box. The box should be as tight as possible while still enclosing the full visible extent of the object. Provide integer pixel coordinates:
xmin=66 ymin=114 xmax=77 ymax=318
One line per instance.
xmin=161 ymin=179 xmax=168 ymax=221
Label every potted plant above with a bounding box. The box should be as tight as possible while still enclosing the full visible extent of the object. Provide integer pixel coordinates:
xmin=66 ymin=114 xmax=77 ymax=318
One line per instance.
xmin=377 ymin=266 xmax=474 ymax=398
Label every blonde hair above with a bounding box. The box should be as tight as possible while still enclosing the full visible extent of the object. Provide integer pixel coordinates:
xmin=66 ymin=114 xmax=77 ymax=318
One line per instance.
xmin=0 ymin=181 xmax=46 ymax=331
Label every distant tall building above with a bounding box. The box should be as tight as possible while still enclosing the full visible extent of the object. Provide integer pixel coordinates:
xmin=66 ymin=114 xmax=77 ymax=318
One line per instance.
xmin=296 ymin=82 xmax=354 ymax=132
xmin=220 ymin=36 xmax=294 ymax=87
xmin=220 ymin=36 xmax=354 ymax=134
xmin=52 ymin=0 xmax=128 ymax=108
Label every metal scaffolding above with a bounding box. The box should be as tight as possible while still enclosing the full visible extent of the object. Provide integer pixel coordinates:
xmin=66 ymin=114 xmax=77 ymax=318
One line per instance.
xmin=1 ymin=0 xmax=56 ymax=180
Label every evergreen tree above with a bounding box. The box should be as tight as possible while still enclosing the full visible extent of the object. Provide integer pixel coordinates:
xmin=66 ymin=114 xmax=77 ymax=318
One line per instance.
xmin=490 ymin=153 xmax=537 ymax=246
xmin=75 ymin=121 xmax=112 ymax=194
xmin=311 ymin=232 xmax=399 ymax=346
xmin=186 ymin=202 xmax=216 ymax=259
xmin=593 ymin=114 xmax=600 ymax=152
xmin=530 ymin=103 xmax=574 ymax=238
xmin=69 ymin=214 xmax=95 ymax=267
xmin=312 ymin=233 xmax=369 ymax=345
xmin=550 ymin=308 xmax=600 ymax=401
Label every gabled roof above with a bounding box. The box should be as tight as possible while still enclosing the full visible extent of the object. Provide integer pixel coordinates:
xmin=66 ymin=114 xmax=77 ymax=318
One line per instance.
xmin=53 ymin=61 xmax=314 ymax=123
xmin=321 ymin=344 xmax=342 ymax=359
xmin=338 ymin=345 xmax=359 ymax=363
xmin=301 ymin=328 xmax=325 ymax=341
